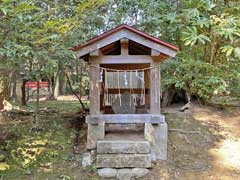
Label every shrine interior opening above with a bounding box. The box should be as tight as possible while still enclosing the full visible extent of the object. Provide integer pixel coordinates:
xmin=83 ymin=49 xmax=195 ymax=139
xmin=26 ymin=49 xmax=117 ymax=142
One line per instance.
xmin=100 ymin=63 xmax=151 ymax=114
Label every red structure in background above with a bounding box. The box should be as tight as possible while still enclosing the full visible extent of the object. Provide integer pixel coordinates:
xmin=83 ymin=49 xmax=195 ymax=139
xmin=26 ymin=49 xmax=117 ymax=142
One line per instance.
xmin=25 ymin=82 xmax=49 ymax=88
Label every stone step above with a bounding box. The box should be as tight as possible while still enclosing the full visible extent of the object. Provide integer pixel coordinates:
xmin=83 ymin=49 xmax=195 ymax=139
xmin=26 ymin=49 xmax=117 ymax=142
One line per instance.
xmin=97 ymin=140 xmax=150 ymax=154
xmin=96 ymin=154 xmax=151 ymax=168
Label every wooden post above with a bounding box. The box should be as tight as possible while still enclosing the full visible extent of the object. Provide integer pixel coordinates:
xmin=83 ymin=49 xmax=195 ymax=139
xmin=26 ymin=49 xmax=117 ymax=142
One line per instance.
xmin=121 ymin=38 xmax=129 ymax=55
xmin=150 ymin=61 xmax=161 ymax=114
xmin=89 ymin=62 xmax=100 ymax=115
xmin=88 ymin=61 xmax=104 ymax=149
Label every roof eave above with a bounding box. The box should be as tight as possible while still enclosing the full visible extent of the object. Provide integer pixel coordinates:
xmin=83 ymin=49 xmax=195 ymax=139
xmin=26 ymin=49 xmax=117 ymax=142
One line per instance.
xmin=70 ymin=24 xmax=179 ymax=52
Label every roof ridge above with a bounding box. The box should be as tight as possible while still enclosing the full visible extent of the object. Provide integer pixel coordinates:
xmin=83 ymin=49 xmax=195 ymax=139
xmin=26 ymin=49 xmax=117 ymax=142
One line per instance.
xmin=71 ymin=24 xmax=179 ymax=51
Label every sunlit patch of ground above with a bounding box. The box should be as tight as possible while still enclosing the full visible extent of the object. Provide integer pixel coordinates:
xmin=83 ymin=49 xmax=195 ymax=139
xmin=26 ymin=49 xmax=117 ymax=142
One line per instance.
xmin=191 ymin=105 xmax=240 ymax=179
xmin=210 ymin=139 xmax=240 ymax=170
xmin=1 ymin=99 xmax=240 ymax=180
xmin=144 ymin=104 xmax=240 ymax=180
xmin=57 ymin=95 xmax=88 ymax=101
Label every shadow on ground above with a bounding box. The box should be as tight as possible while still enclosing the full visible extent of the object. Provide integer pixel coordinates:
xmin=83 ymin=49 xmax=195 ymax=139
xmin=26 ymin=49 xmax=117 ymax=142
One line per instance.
xmin=143 ymin=104 xmax=240 ymax=180
xmin=1 ymin=100 xmax=240 ymax=180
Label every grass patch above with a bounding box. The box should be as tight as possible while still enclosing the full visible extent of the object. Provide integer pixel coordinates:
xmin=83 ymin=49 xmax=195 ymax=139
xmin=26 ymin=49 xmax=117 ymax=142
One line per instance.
xmin=0 ymin=100 xmax=83 ymax=180
xmin=0 ymin=118 xmax=76 ymax=179
xmin=11 ymin=100 xmax=88 ymax=114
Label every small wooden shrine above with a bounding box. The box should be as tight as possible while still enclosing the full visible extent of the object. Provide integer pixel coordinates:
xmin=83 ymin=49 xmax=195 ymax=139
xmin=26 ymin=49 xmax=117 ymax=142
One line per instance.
xmin=72 ymin=24 xmax=178 ymax=163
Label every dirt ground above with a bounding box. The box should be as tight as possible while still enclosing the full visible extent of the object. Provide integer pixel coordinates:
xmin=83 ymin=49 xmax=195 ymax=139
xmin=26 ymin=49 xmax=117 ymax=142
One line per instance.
xmin=0 ymin=99 xmax=240 ymax=180
xmin=146 ymin=104 xmax=240 ymax=180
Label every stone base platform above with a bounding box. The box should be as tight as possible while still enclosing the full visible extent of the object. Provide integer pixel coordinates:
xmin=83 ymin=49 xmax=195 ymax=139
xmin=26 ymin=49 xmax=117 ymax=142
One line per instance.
xmin=96 ymin=140 xmax=152 ymax=168
xmin=97 ymin=154 xmax=151 ymax=168
xmin=97 ymin=140 xmax=150 ymax=154
xmin=104 ymin=130 xmax=145 ymax=141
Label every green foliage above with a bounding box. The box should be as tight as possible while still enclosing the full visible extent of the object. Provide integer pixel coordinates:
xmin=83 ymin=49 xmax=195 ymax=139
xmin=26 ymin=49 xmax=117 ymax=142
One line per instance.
xmin=157 ymin=0 xmax=240 ymax=100
xmin=221 ymin=45 xmax=235 ymax=57
xmin=182 ymin=27 xmax=210 ymax=46
xmin=162 ymin=57 xmax=228 ymax=100
xmin=0 ymin=163 xmax=9 ymax=171
xmin=0 ymin=0 xmax=106 ymax=82
xmin=0 ymin=0 xmax=239 ymax=102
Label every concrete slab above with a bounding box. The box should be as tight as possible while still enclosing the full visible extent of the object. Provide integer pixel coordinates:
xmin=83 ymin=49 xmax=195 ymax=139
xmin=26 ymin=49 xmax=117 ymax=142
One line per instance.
xmin=97 ymin=140 xmax=150 ymax=154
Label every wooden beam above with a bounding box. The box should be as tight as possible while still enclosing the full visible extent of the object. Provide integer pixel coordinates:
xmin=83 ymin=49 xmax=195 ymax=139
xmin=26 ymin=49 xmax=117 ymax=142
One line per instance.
xmin=121 ymin=38 xmax=129 ymax=55
xmin=101 ymin=64 xmax=150 ymax=70
xmin=101 ymin=41 xmax=120 ymax=55
xmin=129 ymin=40 xmax=151 ymax=55
xmin=90 ymin=49 xmax=100 ymax=56
xmin=150 ymin=61 xmax=161 ymax=114
xmin=91 ymin=55 xmax=153 ymax=64
xmin=151 ymin=49 xmax=161 ymax=56
xmin=151 ymin=54 xmax=168 ymax=62
xmin=76 ymin=30 xmax=124 ymax=58
xmin=100 ymin=88 xmax=150 ymax=95
xmin=124 ymin=30 xmax=177 ymax=57
xmin=89 ymin=61 xmax=100 ymax=115
xmin=75 ymin=29 xmax=177 ymax=58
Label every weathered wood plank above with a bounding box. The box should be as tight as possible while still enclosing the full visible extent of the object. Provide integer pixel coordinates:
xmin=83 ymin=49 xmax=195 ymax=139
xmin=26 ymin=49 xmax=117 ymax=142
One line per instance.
xmin=89 ymin=61 xmax=100 ymax=115
xmin=100 ymin=88 xmax=150 ymax=95
xmin=76 ymin=30 xmax=124 ymax=58
xmin=91 ymin=55 xmax=153 ymax=64
xmin=151 ymin=49 xmax=161 ymax=56
xmin=150 ymin=61 xmax=161 ymax=114
xmin=124 ymin=30 xmax=177 ymax=57
xmin=101 ymin=63 xmax=150 ymax=70
xmin=75 ymin=29 xmax=177 ymax=58
xmin=89 ymin=49 xmax=100 ymax=56
xmin=121 ymin=38 xmax=129 ymax=55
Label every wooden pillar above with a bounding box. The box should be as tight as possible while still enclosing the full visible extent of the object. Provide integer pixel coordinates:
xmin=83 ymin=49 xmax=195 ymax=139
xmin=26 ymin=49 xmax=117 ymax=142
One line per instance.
xmin=87 ymin=61 xmax=104 ymax=149
xmin=121 ymin=38 xmax=129 ymax=55
xmin=150 ymin=61 xmax=161 ymax=114
xmin=89 ymin=62 xmax=100 ymax=115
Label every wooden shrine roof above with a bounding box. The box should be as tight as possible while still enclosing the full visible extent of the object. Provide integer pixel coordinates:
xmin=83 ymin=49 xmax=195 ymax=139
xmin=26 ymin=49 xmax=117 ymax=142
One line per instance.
xmin=71 ymin=24 xmax=179 ymax=59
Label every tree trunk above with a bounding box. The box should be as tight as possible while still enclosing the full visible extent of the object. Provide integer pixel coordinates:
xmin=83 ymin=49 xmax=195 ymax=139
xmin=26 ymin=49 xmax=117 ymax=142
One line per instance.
xmin=47 ymin=71 xmax=59 ymax=100
xmin=210 ymin=36 xmax=216 ymax=64
xmin=180 ymin=91 xmax=191 ymax=112
xmin=162 ymin=85 xmax=176 ymax=107
xmin=21 ymin=79 xmax=27 ymax=106
xmin=59 ymin=72 xmax=67 ymax=95
xmin=11 ymin=78 xmax=17 ymax=101
xmin=0 ymin=73 xmax=8 ymax=110
xmin=65 ymin=72 xmax=87 ymax=111
xmin=34 ymin=71 xmax=40 ymax=126
xmin=10 ymin=72 xmax=17 ymax=101
xmin=54 ymin=72 xmax=59 ymax=98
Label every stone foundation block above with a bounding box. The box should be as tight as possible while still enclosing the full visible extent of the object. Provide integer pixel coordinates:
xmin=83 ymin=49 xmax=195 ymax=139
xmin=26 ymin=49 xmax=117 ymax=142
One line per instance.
xmin=87 ymin=122 xmax=105 ymax=149
xmin=96 ymin=154 xmax=151 ymax=168
xmin=97 ymin=140 xmax=150 ymax=154
xmin=144 ymin=122 xmax=168 ymax=160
